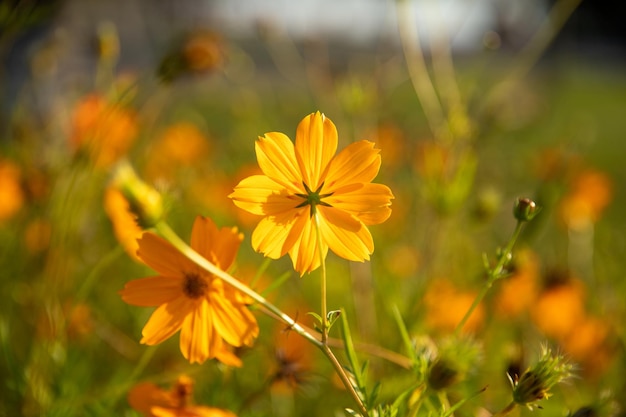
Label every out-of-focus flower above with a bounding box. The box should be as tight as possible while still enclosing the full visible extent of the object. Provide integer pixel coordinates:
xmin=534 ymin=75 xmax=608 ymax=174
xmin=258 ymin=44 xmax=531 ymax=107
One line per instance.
xmin=561 ymin=316 xmax=614 ymax=378
xmin=0 ymin=159 xmax=25 ymax=222
xmin=119 ymin=216 xmax=258 ymax=365
xmin=128 ymin=375 xmax=237 ymax=417
xmin=530 ymin=273 xmax=586 ymax=340
xmin=559 ymin=169 xmax=613 ymax=231
xmin=70 ymin=94 xmax=138 ymax=168
xmin=158 ymin=30 xmax=224 ymax=82
xmin=144 ymin=122 xmax=211 ymax=183
xmin=362 ymin=123 xmax=408 ymax=170
xmin=104 ymin=186 xmax=143 ymax=262
xmin=230 ymin=111 xmax=394 ymax=275
xmin=494 ymin=249 xmax=539 ymax=318
xmin=423 ymin=279 xmax=484 ymax=334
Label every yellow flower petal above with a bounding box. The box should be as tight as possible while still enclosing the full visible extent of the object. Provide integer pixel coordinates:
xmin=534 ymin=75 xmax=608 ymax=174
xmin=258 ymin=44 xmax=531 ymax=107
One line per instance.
xmin=295 ymin=112 xmax=337 ymax=190
xmin=179 ymin=298 xmax=211 ymax=364
xmin=140 ymin=296 xmax=191 ymax=345
xmin=137 ymin=233 xmax=198 ymax=278
xmin=288 ymin=214 xmax=327 ymax=275
xmin=326 ymin=183 xmax=394 ymax=225
xmin=119 ymin=276 xmax=182 ymax=306
xmin=251 ymin=209 xmax=305 ymax=259
xmin=230 ymin=175 xmax=298 ymax=216
xmin=318 ymin=207 xmax=373 ymax=261
xmin=256 ymin=132 xmax=302 ymax=193
xmin=211 ymin=290 xmax=259 ymax=347
xmin=325 ymin=140 xmax=381 ymax=191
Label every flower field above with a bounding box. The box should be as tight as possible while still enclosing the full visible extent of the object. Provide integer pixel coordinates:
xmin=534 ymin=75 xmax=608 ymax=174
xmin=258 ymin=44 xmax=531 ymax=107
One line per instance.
xmin=1 ymin=2 xmax=625 ymax=416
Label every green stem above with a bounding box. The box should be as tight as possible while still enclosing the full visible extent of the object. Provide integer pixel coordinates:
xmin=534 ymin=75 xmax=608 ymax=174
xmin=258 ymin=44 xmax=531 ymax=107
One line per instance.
xmin=155 ymin=221 xmax=321 ymax=348
xmin=314 ymin=214 xmax=329 ymax=342
xmin=454 ymin=220 xmax=524 ymax=336
xmin=158 ymin=219 xmax=369 ymax=416
xmin=313 ymin=214 xmax=369 ymax=417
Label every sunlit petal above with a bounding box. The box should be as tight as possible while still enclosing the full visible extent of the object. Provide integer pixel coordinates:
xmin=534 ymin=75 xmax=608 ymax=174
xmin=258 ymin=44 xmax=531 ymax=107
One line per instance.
xmin=230 ymin=175 xmax=300 ymax=216
xmin=191 ymin=216 xmax=243 ymax=270
xmin=295 ymin=112 xmax=337 ymax=190
xmin=325 ymin=140 xmax=381 ymax=191
xmin=211 ymin=288 xmax=259 ymax=346
xmin=251 ymin=209 xmax=305 ymax=258
xmin=288 ymin=215 xmax=327 ymax=275
xmin=326 ymin=183 xmax=394 ymax=225
xmin=140 ymin=296 xmax=191 ymax=345
xmin=179 ymin=298 xmax=211 ymax=364
xmin=137 ymin=232 xmax=197 ymax=277
xmin=318 ymin=207 xmax=373 ymax=261
xmin=256 ymin=133 xmax=302 ymax=193
xmin=119 ymin=276 xmax=182 ymax=306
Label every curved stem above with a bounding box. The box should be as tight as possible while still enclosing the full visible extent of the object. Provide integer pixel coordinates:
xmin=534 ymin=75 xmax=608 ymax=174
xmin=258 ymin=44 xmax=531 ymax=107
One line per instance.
xmin=158 ymin=220 xmax=368 ymax=415
xmin=155 ymin=221 xmax=322 ymax=348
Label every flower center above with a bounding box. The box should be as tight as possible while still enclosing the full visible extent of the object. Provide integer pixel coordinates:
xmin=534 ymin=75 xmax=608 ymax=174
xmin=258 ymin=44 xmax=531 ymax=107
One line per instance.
xmin=182 ymin=273 xmax=208 ymax=299
xmin=295 ymin=182 xmax=333 ymax=217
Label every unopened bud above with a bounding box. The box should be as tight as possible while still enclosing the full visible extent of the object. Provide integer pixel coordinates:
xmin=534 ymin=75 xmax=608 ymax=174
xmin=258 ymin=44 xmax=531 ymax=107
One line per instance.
xmin=513 ymin=198 xmax=539 ymax=222
xmin=112 ymin=162 xmax=163 ymax=228
xmin=510 ymin=346 xmax=573 ymax=410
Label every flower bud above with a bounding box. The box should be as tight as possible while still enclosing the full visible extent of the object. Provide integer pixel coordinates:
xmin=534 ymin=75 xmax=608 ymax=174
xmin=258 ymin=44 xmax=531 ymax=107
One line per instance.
xmin=513 ymin=198 xmax=539 ymax=222
xmin=510 ymin=346 xmax=573 ymax=410
xmin=111 ymin=162 xmax=163 ymax=228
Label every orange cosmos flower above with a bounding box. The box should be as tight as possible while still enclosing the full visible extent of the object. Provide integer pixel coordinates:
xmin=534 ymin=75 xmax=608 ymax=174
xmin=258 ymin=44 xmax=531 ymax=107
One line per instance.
xmin=229 ymin=112 xmax=394 ymax=275
xmin=70 ymin=93 xmax=138 ymax=167
xmin=119 ymin=216 xmax=259 ymax=365
xmin=129 ymin=375 xmax=236 ymax=417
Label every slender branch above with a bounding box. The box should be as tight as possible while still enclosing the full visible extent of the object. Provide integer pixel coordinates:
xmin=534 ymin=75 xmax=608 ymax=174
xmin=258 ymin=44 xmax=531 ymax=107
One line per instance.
xmin=155 ymin=222 xmax=322 ymax=348
xmin=454 ymin=220 xmax=524 ymax=336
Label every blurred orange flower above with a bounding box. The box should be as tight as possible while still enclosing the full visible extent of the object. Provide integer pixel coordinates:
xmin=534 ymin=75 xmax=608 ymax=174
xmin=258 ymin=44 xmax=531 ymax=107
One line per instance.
xmin=144 ymin=123 xmax=211 ymax=182
xmin=0 ymin=159 xmax=24 ymax=222
xmin=559 ymin=169 xmax=613 ymax=230
xmin=530 ymin=274 xmax=586 ymax=340
xmin=104 ymin=186 xmax=143 ymax=262
xmin=424 ymin=279 xmax=484 ymax=334
xmin=128 ymin=375 xmax=236 ymax=417
xmin=230 ymin=112 xmax=394 ymax=275
xmin=119 ymin=216 xmax=258 ymax=365
xmin=70 ymin=93 xmax=138 ymax=168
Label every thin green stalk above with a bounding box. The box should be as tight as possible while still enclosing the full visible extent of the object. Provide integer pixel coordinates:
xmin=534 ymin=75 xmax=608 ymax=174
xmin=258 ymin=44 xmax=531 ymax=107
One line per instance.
xmin=454 ymin=221 xmax=524 ymax=336
xmin=155 ymin=221 xmax=321 ymax=348
xmin=314 ymin=214 xmax=329 ymax=341
xmin=313 ymin=214 xmax=369 ymax=417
